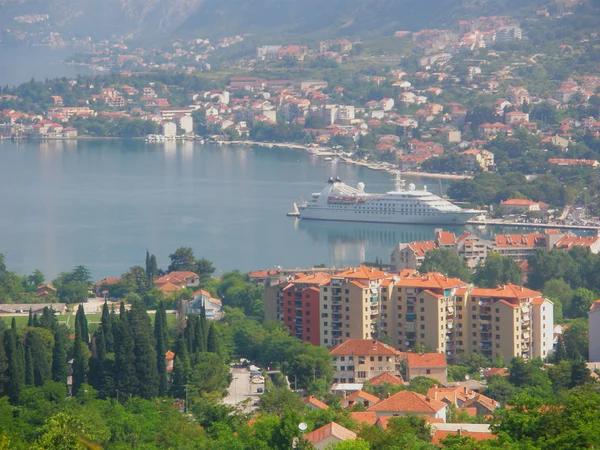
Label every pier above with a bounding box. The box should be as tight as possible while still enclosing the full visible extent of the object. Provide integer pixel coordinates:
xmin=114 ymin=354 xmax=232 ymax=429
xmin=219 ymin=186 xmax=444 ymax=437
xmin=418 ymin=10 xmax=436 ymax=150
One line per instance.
xmin=468 ymin=218 xmax=600 ymax=231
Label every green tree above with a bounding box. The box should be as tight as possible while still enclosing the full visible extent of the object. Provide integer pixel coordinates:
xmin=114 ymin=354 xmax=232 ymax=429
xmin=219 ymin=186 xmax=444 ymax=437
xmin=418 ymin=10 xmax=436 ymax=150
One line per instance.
xmin=168 ymin=247 xmax=196 ymax=272
xmin=170 ymin=334 xmax=191 ymax=399
xmin=71 ymin=336 xmax=85 ymax=396
xmin=74 ymin=305 xmax=89 ymax=345
xmin=26 ymin=330 xmax=51 ymax=387
xmin=195 ymin=258 xmax=216 ymax=286
xmin=563 ymin=318 xmax=589 ymax=360
xmin=100 ymin=301 xmax=114 ymax=353
xmin=569 ymin=288 xmax=596 ymax=318
xmin=128 ymin=299 xmax=158 ymax=399
xmin=2 ymin=330 xmax=22 ymax=401
xmin=419 ymin=248 xmax=472 ymax=281
xmin=113 ymin=304 xmax=137 ymax=398
xmin=474 ymin=253 xmax=523 ymax=288
xmin=154 ymin=302 xmax=168 ymax=397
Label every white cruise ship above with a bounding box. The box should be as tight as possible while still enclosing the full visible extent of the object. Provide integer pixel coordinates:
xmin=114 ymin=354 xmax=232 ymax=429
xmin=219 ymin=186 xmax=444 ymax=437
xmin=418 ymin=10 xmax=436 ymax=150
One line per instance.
xmin=297 ymin=175 xmax=479 ymax=225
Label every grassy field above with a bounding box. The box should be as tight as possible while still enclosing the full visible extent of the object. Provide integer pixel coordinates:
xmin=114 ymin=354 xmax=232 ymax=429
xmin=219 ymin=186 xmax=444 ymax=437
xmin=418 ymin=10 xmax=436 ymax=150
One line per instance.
xmin=1 ymin=311 xmax=179 ymax=332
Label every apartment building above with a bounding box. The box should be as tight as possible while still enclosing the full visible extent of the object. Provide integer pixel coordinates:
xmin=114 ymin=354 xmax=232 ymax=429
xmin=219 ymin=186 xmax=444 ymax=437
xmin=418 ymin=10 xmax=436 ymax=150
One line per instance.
xmin=589 ymin=300 xmax=600 ymax=362
xmin=329 ymin=338 xmax=402 ymax=383
xmin=383 ymin=273 xmax=469 ymax=360
xmin=461 ymin=284 xmax=552 ymax=361
xmin=278 ymin=273 xmax=331 ymax=346
xmin=320 ymin=267 xmax=388 ymax=347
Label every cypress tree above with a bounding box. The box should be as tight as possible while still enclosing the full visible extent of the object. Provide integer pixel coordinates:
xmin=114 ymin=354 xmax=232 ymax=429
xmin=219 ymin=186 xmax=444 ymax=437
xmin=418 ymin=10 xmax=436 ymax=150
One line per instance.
xmin=114 ymin=309 xmax=137 ymax=398
xmin=27 ymin=309 xmax=33 ymax=327
xmin=32 ymin=314 xmax=39 ymax=328
xmin=51 ymin=330 xmax=68 ymax=384
xmin=26 ymin=331 xmax=50 ymax=386
xmin=71 ymin=336 xmax=85 ymax=396
xmin=207 ymin=322 xmax=219 ymax=355
xmin=154 ymin=303 xmax=168 ymax=396
xmin=75 ymin=305 xmax=89 ymax=345
xmin=170 ymin=334 xmax=190 ymax=398
xmin=0 ymin=333 xmax=7 ymax=396
xmin=39 ymin=307 xmax=57 ymax=330
xmin=15 ymin=334 xmax=25 ymax=388
xmin=145 ymin=250 xmax=151 ymax=282
xmin=193 ymin=315 xmax=206 ymax=354
xmin=129 ymin=299 xmax=158 ymax=399
xmin=3 ymin=330 xmax=21 ymax=402
xmin=184 ymin=316 xmax=195 ymax=354
xmin=11 ymin=318 xmax=16 ymax=332
xmin=101 ymin=301 xmax=114 ymax=353
xmin=149 ymin=255 xmax=158 ymax=282
xmin=554 ymin=336 xmax=567 ymax=363
xmin=25 ymin=347 xmax=34 ymax=386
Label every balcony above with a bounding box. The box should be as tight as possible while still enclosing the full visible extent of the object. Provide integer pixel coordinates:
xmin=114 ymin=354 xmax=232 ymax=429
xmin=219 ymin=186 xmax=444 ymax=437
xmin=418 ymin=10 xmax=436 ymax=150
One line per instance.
xmin=333 ymin=323 xmax=342 ymax=330
xmin=479 ymin=315 xmax=491 ymax=323
xmin=522 ymin=315 xmax=530 ymax=323
xmin=481 ymin=332 xmax=492 ymax=342
xmin=332 ymin=330 xmax=342 ymax=338
xmin=294 ymin=302 xmax=302 ymax=310
xmin=405 ymin=313 xmax=417 ymax=320
xmin=332 ymin=313 xmax=342 ymax=320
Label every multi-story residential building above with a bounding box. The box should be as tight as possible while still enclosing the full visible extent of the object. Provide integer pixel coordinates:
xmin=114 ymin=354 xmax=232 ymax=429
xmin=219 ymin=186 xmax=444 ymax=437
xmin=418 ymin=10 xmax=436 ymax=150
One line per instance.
xmin=320 ymin=266 xmax=388 ymax=347
xmin=329 ymin=338 xmax=402 ymax=383
xmin=531 ymin=297 xmax=555 ymax=360
xmin=390 ymin=241 xmax=436 ymax=270
xmin=589 ymin=300 xmax=600 ymax=362
xmin=461 ymin=284 xmax=551 ymax=361
xmin=280 ymin=273 xmax=331 ymax=346
xmin=384 ymin=273 xmax=469 ymax=360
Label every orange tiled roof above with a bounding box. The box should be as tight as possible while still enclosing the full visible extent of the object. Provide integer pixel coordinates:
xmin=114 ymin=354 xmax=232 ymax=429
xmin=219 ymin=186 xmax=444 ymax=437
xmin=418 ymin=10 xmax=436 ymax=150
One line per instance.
xmin=304 ymin=422 xmax=357 ymax=445
xmin=402 ymin=352 xmax=447 ymax=368
xmin=432 ymin=430 xmax=497 ymax=445
xmin=555 ymin=236 xmax=600 ymax=250
xmin=350 ymin=411 xmax=378 ymax=426
xmin=470 ymin=283 xmax=541 ymax=299
xmin=303 ymin=396 xmax=329 ymax=410
xmin=500 ymin=198 xmax=538 ymax=206
xmin=368 ymin=391 xmax=446 ymax=414
xmin=436 ymin=230 xmax=456 ymax=245
xmin=248 ymin=269 xmax=279 ymax=278
xmin=154 ymin=271 xmax=199 ymax=286
xmin=408 ymin=241 xmax=436 ymax=257
xmin=95 ymin=277 xmax=120 ymax=287
xmin=394 ymin=272 xmax=467 ymax=290
xmin=291 ymin=272 xmax=332 ymax=285
xmin=330 ymin=339 xmax=400 ymax=357
xmin=495 ymin=233 xmax=545 ymax=248
xmin=156 ymin=282 xmax=181 ymax=293
xmin=483 ymin=367 xmax=509 ymax=377
xmin=165 ymin=350 xmax=175 ymax=361
xmin=334 ymin=266 xmax=387 ymax=281
xmin=345 ymin=390 xmax=381 ymax=404
xmin=368 ymin=372 xmax=404 ymax=386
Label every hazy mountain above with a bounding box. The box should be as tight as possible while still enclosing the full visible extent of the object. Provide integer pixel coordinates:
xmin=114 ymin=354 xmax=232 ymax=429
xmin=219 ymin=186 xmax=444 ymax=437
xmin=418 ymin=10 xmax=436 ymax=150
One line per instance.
xmin=0 ymin=0 xmax=553 ymax=41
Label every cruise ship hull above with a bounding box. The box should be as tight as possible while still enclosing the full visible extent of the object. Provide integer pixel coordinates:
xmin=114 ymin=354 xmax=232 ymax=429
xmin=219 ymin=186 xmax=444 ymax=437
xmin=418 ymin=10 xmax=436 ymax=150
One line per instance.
xmin=299 ymin=207 xmax=475 ymax=225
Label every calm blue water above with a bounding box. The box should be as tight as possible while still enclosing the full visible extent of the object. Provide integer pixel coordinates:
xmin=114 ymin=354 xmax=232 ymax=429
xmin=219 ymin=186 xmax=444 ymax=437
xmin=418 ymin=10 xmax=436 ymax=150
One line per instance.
xmin=0 ymin=139 xmax=464 ymax=280
xmin=0 ymin=45 xmax=92 ymax=87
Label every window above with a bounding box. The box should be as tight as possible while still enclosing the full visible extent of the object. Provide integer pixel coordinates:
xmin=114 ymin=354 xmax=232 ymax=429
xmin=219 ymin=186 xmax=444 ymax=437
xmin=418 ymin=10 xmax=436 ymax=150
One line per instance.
xmin=378 ymin=356 xmax=383 ymax=361
xmin=420 ymin=325 xmax=425 ymax=330
xmin=472 ymin=315 xmax=476 ymax=320
xmin=324 ymin=304 xmax=328 ymax=309
xmin=370 ymin=356 xmax=375 ymax=361
xmin=420 ymin=316 xmax=425 ymax=321
xmin=324 ymin=339 xmax=328 ymax=343
xmin=324 ymin=322 xmax=328 ymax=326
xmin=340 ymin=366 xmax=345 ymax=370
xmin=420 ymin=333 xmax=425 ymax=338
xmin=341 ymin=357 xmax=345 ymax=361
xmin=426 ymin=369 xmax=431 ymax=375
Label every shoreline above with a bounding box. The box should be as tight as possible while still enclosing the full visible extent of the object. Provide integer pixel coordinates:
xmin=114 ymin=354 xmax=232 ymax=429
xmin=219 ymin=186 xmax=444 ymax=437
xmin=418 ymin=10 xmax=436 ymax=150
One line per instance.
xmin=214 ymin=139 xmax=471 ymax=180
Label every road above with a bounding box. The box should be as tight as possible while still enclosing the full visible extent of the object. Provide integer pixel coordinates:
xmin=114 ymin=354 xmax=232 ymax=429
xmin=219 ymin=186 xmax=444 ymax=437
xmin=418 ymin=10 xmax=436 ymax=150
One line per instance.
xmin=223 ymin=367 xmax=263 ymax=410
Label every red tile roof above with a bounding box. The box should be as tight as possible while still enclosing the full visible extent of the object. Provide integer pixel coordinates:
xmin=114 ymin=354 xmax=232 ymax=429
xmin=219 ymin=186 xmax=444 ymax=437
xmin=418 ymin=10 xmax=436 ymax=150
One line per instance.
xmin=394 ymin=273 xmax=467 ymax=290
xmin=350 ymin=411 xmax=379 ymax=426
xmin=470 ymin=283 xmax=541 ymax=299
xmin=431 ymin=430 xmax=497 ymax=445
xmin=368 ymin=372 xmax=404 ymax=386
xmin=483 ymin=367 xmax=509 ymax=377
xmin=408 ymin=241 xmax=436 ymax=257
xmin=304 ymin=422 xmax=357 ymax=445
xmin=334 ymin=266 xmax=387 ymax=281
xmin=329 ymin=339 xmax=400 ymax=357
xmin=368 ymin=391 xmax=446 ymax=414
xmin=303 ymin=396 xmax=329 ymax=410
xmin=291 ymin=272 xmax=332 ymax=285
xmin=402 ymin=352 xmax=447 ymax=369
xmin=495 ymin=233 xmax=545 ymax=248
xmin=345 ymin=390 xmax=381 ymax=404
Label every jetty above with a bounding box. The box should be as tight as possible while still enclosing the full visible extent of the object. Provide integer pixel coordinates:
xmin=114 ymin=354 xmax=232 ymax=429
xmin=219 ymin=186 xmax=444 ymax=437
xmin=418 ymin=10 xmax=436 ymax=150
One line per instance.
xmin=467 ymin=218 xmax=600 ymax=231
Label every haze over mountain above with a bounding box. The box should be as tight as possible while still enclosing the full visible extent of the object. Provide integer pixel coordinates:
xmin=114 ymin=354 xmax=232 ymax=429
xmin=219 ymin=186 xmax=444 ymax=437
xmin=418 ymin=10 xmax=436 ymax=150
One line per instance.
xmin=0 ymin=0 xmax=552 ymax=42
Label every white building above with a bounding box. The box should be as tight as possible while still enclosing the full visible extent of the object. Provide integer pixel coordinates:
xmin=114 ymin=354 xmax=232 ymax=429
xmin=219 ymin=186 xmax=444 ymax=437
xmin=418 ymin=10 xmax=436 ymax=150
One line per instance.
xmin=162 ymin=121 xmax=177 ymax=139
xmin=178 ymin=115 xmax=194 ymax=134
xmin=589 ymin=300 xmax=600 ymax=362
xmin=531 ymin=297 xmax=554 ymax=360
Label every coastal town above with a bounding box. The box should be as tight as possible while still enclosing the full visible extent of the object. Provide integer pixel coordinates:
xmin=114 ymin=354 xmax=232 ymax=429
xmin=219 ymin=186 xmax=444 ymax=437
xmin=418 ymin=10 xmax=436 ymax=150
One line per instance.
xmin=1 ymin=0 xmax=600 ymax=448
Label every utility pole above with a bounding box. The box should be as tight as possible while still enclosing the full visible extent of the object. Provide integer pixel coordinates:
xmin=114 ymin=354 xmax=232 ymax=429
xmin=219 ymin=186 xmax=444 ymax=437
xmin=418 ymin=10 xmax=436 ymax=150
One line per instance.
xmin=313 ymin=368 xmax=316 ymax=383
xmin=294 ymin=375 xmax=297 ymax=391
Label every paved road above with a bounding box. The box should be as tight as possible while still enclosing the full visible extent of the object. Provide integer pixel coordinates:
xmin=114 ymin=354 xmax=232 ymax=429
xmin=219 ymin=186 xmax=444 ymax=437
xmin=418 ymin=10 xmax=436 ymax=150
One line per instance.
xmin=223 ymin=367 xmax=263 ymax=410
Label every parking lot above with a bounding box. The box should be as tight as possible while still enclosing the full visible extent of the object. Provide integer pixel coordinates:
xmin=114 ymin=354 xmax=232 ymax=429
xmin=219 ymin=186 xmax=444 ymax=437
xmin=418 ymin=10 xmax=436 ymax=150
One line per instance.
xmin=223 ymin=366 xmax=264 ymax=410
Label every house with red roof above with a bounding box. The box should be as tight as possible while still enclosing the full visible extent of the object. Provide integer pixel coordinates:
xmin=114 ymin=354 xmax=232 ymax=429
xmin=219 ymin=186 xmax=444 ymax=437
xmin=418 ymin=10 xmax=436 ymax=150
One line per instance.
xmin=401 ymin=352 xmax=448 ymax=384
xmin=340 ymin=390 xmax=381 ymax=409
xmin=368 ymin=372 xmax=405 ymax=386
xmin=303 ymin=422 xmax=357 ymax=450
xmin=329 ymin=339 xmax=402 ymax=383
xmin=391 ymin=241 xmax=436 ymax=270
xmin=367 ymin=390 xmax=447 ymax=422
xmin=303 ymin=396 xmax=329 ymax=411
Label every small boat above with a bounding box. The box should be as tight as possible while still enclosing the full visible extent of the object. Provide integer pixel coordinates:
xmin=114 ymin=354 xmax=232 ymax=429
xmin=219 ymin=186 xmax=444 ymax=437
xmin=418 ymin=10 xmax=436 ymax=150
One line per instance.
xmin=324 ymin=157 xmax=333 ymax=161
xmin=287 ymin=203 xmax=300 ymax=217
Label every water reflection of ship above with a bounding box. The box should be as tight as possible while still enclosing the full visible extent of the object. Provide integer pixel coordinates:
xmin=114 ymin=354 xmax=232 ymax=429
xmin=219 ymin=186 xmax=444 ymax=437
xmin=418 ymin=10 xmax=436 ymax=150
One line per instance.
xmin=296 ymin=218 xmax=466 ymax=246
